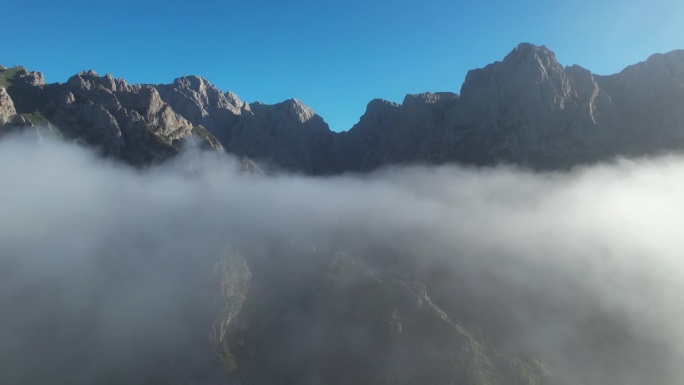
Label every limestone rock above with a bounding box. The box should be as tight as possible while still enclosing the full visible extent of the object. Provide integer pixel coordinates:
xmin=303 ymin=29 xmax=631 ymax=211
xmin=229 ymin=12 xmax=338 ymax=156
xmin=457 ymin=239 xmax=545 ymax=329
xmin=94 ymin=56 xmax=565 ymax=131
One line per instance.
xmin=0 ymin=85 xmax=34 ymax=134
xmin=157 ymin=78 xmax=338 ymax=173
xmin=0 ymin=86 xmax=18 ymax=126
xmin=156 ymin=76 xmax=244 ymax=141
xmin=13 ymin=67 xmax=45 ymax=87
xmin=31 ymin=71 xmax=204 ymax=163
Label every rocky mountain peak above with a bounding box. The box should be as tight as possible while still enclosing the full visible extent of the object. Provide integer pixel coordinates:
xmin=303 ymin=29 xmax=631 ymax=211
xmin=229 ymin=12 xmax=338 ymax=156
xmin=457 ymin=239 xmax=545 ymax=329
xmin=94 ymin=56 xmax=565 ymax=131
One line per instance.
xmin=75 ymin=69 xmax=99 ymax=77
xmin=3 ymin=43 xmax=684 ymax=175
xmin=347 ymin=99 xmax=401 ymax=133
xmin=461 ymin=43 xmax=566 ymax=99
xmin=365 ymin=98 xmax=400 ymax=114
xmin=101 ymin=74 xmax=117 ymax=91
xmin=281 ymin=98 xmax=316 ymax=123
xmin=402 ymin=92 xmax=458 ymax=108
xmin=167 ymin=75 xmax=243 ymax=115
xmin=12 ymin=67 xmax=45 ymax=87
xmin=174 ymin=75 xmax=208 ymax=89
xmin=616 ymin=49 xmax=684 ymax=82
xmin=505 ymin=43 xmax=559 ymax=66
xmin=459 ymin=42 xmax=579 ymax=120
xmin=66 ymin=71 xmax=116 ymax=91
xmin=251 ymin=98 xmax=318 ymax=124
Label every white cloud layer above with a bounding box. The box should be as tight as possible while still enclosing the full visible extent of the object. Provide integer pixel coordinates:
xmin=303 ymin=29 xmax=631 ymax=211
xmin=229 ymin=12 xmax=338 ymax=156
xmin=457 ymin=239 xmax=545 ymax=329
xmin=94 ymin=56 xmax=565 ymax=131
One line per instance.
xmin=1 ymin=133 xmax=683 ymax=384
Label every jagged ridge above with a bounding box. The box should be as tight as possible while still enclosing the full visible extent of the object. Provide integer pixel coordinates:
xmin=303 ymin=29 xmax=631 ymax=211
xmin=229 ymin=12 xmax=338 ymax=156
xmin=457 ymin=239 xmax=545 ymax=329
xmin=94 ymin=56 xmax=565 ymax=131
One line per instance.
xmin=2 ymin=42 xmax=684 ymax=172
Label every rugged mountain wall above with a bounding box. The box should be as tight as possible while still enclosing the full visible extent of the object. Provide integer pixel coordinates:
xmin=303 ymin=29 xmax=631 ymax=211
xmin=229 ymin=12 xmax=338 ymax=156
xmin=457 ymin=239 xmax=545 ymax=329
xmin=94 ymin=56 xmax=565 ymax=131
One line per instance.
xmin=0 ymin=67 xmax=222 ymax=165
xmin=2 ymin=43 xmax=684 ymax=172
xmin=155 ymin=74 xmax=337 ymax=173
xmin=330 ymin=93 xmax=460 ymax=171
xmin=351 ymin=43 xmax=684 ymax=169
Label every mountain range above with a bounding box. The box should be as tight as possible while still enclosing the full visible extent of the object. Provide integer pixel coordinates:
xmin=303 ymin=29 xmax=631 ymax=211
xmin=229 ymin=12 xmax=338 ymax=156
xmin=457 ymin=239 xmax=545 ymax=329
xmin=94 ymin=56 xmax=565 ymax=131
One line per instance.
xmin=2 ymin=43 xmax=684 ymax=172
xmin=2 ymin=44 xmax=683 ymax=385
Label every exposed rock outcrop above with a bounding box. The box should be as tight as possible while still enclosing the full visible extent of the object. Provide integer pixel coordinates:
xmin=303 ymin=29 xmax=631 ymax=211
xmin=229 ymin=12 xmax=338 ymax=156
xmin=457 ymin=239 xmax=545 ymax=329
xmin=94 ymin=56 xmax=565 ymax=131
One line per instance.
xmin=7 ymin=70 xmax=223 ymax=164
xmin=14 ymin=68 xmax=45 ymax=87
xmin=0 ymin=68 xmax=37 ymax=132
xmin=216 ymin=244 xmax=577 ymax=385
xmin=156 ymin=75 xmax=246 ymax=135
xmin=0 ymin=85 xmax=33 ymax=134
xmin=212 ymin=249 xmax=251 ymax=371
xmin=0 ymin=85 xmax=18 ymax=127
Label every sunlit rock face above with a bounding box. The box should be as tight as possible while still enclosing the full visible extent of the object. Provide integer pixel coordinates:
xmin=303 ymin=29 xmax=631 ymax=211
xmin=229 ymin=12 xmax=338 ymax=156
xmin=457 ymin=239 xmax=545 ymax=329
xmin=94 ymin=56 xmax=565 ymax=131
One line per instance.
xmin=0 ymin=85 xmax=18 ymax=127
xmin=156 ymin=75 xmax=246 ymax=134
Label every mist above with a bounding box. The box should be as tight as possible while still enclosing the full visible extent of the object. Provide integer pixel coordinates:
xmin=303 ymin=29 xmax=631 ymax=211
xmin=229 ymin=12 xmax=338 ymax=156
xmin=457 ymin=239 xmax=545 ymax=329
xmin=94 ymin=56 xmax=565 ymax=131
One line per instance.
xmin=1 ymin=133 xmax=683 ymax=384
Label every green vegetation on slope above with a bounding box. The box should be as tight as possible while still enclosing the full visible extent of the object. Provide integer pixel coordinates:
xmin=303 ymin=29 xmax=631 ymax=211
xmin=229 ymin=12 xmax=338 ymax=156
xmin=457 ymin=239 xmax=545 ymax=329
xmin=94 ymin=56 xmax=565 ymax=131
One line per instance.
xmin=0 ymin=66 xmax=51 ymax=126
xmin=192 ymin=125 xmax=223 ymax=150
xmin=21 ymin=110 xmax=48 ymax=124
xmin=0 ymin=66 xmax=21 ymax=89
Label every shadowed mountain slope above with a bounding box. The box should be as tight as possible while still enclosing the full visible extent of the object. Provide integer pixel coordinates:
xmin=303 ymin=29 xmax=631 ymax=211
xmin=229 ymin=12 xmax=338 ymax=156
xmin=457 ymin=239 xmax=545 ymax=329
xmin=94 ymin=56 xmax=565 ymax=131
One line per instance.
xmin=3 ymin=43 xmax=684 ymax=172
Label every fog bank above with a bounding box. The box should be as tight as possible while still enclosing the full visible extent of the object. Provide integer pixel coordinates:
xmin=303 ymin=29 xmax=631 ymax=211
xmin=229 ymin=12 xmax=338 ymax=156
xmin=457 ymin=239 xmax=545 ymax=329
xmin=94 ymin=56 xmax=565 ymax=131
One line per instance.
xmin=1 ymin=134 xmax=683 ymax=384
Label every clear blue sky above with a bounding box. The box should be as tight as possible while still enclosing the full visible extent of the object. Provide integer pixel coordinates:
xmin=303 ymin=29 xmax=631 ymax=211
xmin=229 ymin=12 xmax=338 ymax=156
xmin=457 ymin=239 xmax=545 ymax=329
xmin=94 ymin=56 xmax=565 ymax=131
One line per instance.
xmin=3 ymin=0 xmax=683 ymax=131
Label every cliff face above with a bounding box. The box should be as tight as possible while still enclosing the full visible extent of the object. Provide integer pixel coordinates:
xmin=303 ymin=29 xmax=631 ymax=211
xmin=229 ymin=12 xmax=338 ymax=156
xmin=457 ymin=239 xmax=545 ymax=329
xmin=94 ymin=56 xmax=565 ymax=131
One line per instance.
xmin=430 ymin=43 xmax=684 ymax=167
xmin=340 ymin=44 xmax=684 ymax=170
xmin=227 ymin=99 xmax=335 ymax=174
xmin=0 ymin=67 xmax=37 ymax=132
xmin=2 ymin=43 xmax=684 ymax=172
xmin=434 ymin=43 xmax=611 ymax=166
xmin=331 ymin=93 xmax=459 ymax=171
xmin=0 ymin=85 xmax=19 ymax=127
xmin=595 ymin=50 xmax=684 ymax=151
